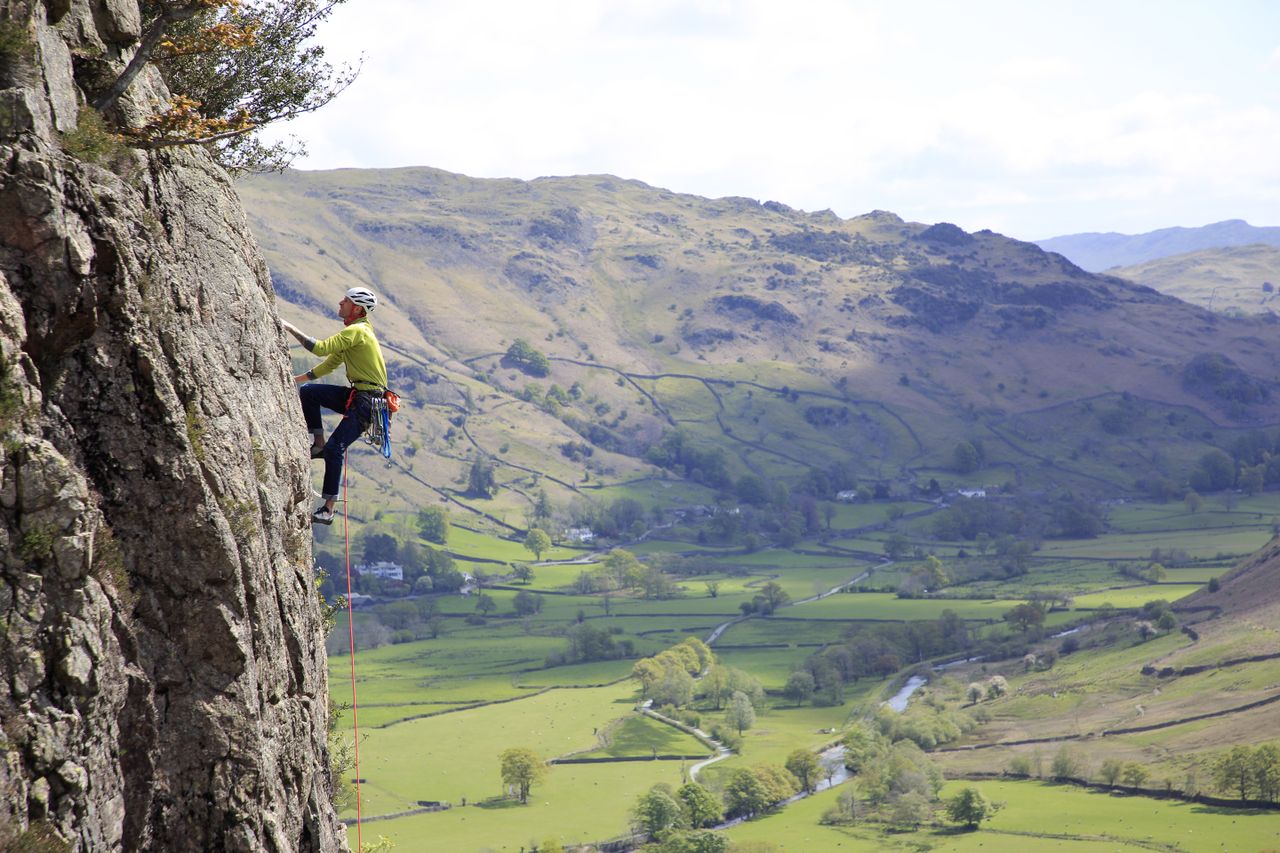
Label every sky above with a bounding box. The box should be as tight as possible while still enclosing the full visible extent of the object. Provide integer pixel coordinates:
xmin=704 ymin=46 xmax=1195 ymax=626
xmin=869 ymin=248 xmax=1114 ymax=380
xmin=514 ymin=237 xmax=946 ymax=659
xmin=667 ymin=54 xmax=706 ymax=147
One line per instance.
xmin=263 ymin=0 xmax=1280 ymax=240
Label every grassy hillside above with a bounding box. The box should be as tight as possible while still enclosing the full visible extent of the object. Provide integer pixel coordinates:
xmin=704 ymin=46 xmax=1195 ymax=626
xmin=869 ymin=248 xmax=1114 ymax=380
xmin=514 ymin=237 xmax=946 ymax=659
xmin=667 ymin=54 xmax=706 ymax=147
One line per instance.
xmin=1109 ymin=243 xmax=1280 ymax=317
xmin=238 ymin=167 xmax=1280 ymax=545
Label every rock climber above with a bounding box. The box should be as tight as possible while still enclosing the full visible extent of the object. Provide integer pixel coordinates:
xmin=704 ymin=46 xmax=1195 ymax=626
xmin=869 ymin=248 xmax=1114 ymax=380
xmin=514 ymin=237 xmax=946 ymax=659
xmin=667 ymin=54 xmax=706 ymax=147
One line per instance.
xmin=280 ymin=286 xmax=388 ymax=525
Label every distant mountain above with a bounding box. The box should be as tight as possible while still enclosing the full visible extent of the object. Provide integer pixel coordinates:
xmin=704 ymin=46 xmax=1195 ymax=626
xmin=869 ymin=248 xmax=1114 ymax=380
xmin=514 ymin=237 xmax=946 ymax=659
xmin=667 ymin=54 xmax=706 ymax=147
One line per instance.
xmin=1037 ymin=220 xmax=1280 ymax=272
xmin=236 ymin=167 xmax=1280 ymax=520
xmin=1109 ymin=244 xmax=1280 ymax=317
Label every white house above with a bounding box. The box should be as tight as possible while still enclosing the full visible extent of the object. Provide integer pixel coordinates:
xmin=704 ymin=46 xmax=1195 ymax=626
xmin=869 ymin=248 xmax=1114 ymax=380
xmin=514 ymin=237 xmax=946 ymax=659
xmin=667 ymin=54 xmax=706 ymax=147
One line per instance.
xmin=836 ymin=490 xmax=860 ymax=502
xmin=956 ymin=489 xmax=987 ymax=499
xmin=356 ymin=561 xmax=404 ymax=581
xmin=564 ymin=527 xmax=595 ymax=543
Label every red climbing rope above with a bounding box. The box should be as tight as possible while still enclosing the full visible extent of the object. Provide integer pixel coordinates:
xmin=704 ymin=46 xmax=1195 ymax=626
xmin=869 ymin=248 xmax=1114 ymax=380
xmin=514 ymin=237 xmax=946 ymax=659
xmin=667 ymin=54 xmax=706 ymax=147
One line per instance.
xmin=341 ymin=452 xmax=364 ymax=850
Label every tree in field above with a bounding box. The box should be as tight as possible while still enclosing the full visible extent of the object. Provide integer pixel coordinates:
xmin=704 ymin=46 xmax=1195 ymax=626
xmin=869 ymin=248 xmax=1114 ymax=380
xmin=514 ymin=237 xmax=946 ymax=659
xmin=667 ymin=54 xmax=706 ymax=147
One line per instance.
xmin=704 ymin=579 xmax=721 ymax=598
xmin=532 ymin=488 xmax=554 ymax=528
xmin=841 ymin=723 xmax=883 ymax=774
xmin=1192 ymin=449 xmax=1236 ymax=493
xmin=631 ymin=657 xmax=665 ymax=699
xmin=1239 ymin=463 xmax=1266 ymax=496
xmin=359 ymin=531 xmax=397 ymax=565
xmin=723 ymin=769 xmax=770 ymax=820
xmin=1004 ymin=602 xmax=1045 ymax=633
xmin=758 ymin=581 xmax=790 ymax=614
xmin=945 ymin=786 xmax=994 ymax=829
xmin=821 ymin=784 xmax=861 ymax=825
xmin=680 ymin=637 xmax=715 ymax=673
xmin=953 ymin=440 xmax=981 ymax=473
xmin=754 ymin=764 xmax=801 ymax=803
xmin=632 ymin=784 xmax=686 ymax=840
xmin=665 ymin=643 xmax=702 ymax=677
xmin=921 ymin=554 xmax=949 ymax=589
xmin=1254 ymin=744 xmax=1280 ymax=802
xmin=1184 ymin=489 xmax=1203 ymax=513
xmin=503 ymin=339 xmax=551 ymax=376
xmin=498 ymin=747 xmax=546 ymax=804
xmin=468 ymin=455 xmax=497 ymax=497
xmin=784 ymin=670 xmax=816 ymax=706
xmin=785 ymin=749 xmax=821 ymax=794
xmin=890 ymin=791 xmax=931 ymax=829
xmin=1120 ymin=762 xmax=1149 ymax=787
xmin=512 ymin=590 xmax=543 ymax=616
xmin=726 ymin=668 xmax=766 ymax=710
xmin=656 ymin=664 xmax=695 ymax=708
xmin=884 ymin=533 xmax=910 ymax=560
xmin=417 ymin=505 xmax=449 ymax=544
xmin=474 ymin=593 xmax=496 ymax=616
xmin=700 ymin=665 xmax=731 ymax=710
xmin=1214 ymin=745 xmax=1257 ymax=800
xmin=723 ymin=766 xmax=798 ymax=819
xmin=985 ymin=675 xmax=1008 ymax=700
xmin=1099 ymin=758 xmax=1124 ymax=786
xmin=512 ymin=563 xmax=534 ymax=584
xmin=726 ymin=690 xmax=756 ymax=735
xmin=1050 ymin=745 xmax=1081 ymax=781
xmin=966 ymin=683 xmax=984 ymax=704
xmin=604 ymin=548 xmax=646 ymax=589
xmin=523 ymin=527 xmax=552 ymax=561
xmin=647 ymin=830 xmax=728 ymax=852
xmin=97 ymin=0 xmax=359 ymax=171
xmin=677 ymin=782 xmax=723 ymax=828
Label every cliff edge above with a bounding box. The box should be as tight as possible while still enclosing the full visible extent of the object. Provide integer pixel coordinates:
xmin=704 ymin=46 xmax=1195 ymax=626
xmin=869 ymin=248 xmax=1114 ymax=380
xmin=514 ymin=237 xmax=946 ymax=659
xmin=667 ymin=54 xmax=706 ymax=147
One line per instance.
xmin=0 ymin=1 xmax=345 ymax=850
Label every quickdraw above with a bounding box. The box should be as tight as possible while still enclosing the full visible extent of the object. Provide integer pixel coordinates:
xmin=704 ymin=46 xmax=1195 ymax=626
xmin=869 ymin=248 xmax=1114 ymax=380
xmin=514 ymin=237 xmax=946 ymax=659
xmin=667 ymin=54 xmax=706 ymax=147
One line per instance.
xmin=363 ymin=394 xmax=392 ymax=460
xmin=344 ymin=387 xmax=397 ymax=460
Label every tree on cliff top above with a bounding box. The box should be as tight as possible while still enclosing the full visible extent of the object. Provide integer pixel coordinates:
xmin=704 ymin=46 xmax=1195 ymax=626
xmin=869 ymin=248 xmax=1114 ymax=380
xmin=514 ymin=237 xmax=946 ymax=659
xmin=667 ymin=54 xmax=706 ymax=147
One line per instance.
xmin=96 ymin=0 xmax=358 ymax=171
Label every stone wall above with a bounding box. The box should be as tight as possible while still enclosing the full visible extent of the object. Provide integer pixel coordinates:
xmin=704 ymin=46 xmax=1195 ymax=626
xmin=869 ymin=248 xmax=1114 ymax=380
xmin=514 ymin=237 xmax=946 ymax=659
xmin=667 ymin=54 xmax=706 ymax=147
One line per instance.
xmin=0 ymin=1 xmax=345 ymax=850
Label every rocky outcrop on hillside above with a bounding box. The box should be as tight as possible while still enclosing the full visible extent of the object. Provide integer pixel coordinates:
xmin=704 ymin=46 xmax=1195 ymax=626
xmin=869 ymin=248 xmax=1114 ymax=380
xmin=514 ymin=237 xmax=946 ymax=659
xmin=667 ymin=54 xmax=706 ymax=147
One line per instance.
xmin=0 ymin=2 xmax=344 ymax=851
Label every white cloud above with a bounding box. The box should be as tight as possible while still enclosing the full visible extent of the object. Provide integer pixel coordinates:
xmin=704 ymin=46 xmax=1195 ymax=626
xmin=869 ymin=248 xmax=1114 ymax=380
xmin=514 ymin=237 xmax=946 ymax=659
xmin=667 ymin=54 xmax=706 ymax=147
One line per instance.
xmin=262 ymin=0 xmax=1280 ymax=238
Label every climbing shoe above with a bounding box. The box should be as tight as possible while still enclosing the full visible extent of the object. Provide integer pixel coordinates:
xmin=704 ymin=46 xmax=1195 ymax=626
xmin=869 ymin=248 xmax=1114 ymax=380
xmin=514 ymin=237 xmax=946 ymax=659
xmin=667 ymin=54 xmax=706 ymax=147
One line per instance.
xmin=312 ymin=505 xmax=335 ymax=526
xmin=310 ymin=445 xmax=325 ymax=459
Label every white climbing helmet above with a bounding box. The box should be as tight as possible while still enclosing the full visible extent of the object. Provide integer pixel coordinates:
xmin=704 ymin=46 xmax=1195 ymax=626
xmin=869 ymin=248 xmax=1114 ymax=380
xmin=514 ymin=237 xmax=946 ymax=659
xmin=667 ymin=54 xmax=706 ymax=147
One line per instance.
xmin=346 ymin=286 xmax=377 ymax=312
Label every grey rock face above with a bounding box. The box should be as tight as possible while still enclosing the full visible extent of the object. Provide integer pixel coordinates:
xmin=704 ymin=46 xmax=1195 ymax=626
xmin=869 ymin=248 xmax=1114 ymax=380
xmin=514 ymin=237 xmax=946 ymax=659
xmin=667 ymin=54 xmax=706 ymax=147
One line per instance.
xmin=0 ymin=2 xmax=345 ymax=850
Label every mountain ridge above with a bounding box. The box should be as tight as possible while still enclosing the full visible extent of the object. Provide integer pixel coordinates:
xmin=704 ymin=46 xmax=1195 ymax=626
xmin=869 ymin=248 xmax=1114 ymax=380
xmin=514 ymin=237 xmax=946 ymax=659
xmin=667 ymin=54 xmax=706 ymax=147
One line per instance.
xmin=1037 ymin=219 xmax=1280 ymax=272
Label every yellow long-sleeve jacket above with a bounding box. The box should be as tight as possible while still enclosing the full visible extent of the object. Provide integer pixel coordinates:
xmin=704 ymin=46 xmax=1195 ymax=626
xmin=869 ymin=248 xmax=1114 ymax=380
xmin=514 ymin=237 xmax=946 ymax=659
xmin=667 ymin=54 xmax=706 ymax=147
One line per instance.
xmin=308 ymin=317 xmax=388 ymax=391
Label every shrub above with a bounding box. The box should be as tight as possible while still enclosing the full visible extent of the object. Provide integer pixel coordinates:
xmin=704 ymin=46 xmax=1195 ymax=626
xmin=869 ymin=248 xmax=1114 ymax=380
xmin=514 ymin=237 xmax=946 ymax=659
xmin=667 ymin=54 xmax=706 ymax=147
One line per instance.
xmin=503 ymin=339 xmax=551 ymax=376
xmin=61 ymin=107 xmax=131 ymax=168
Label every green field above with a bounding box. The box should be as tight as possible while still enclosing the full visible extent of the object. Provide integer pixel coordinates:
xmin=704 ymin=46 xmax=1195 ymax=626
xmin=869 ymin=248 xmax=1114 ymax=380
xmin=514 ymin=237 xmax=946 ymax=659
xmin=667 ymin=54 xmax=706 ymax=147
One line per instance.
xmin=572 ymin=713 xmax=711 ymax=759
xmin=1069 ymin=585 xmax=1198 ymax=610
xmin=340 ymin=681 xmax=638 ymax=819
xmin=324 ymin=492 xmax=1280 ymax=851
xmin=723 ymin=778 xmax=1280 ymax=851
xmin=349 ymin=760 xmax=682 ymax=851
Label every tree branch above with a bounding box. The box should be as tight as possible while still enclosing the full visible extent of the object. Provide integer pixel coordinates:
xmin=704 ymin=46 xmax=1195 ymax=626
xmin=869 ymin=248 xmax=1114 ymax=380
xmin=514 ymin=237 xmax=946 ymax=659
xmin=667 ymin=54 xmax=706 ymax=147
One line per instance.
xmin=93 ymin=5 xmax=206 ymax=112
